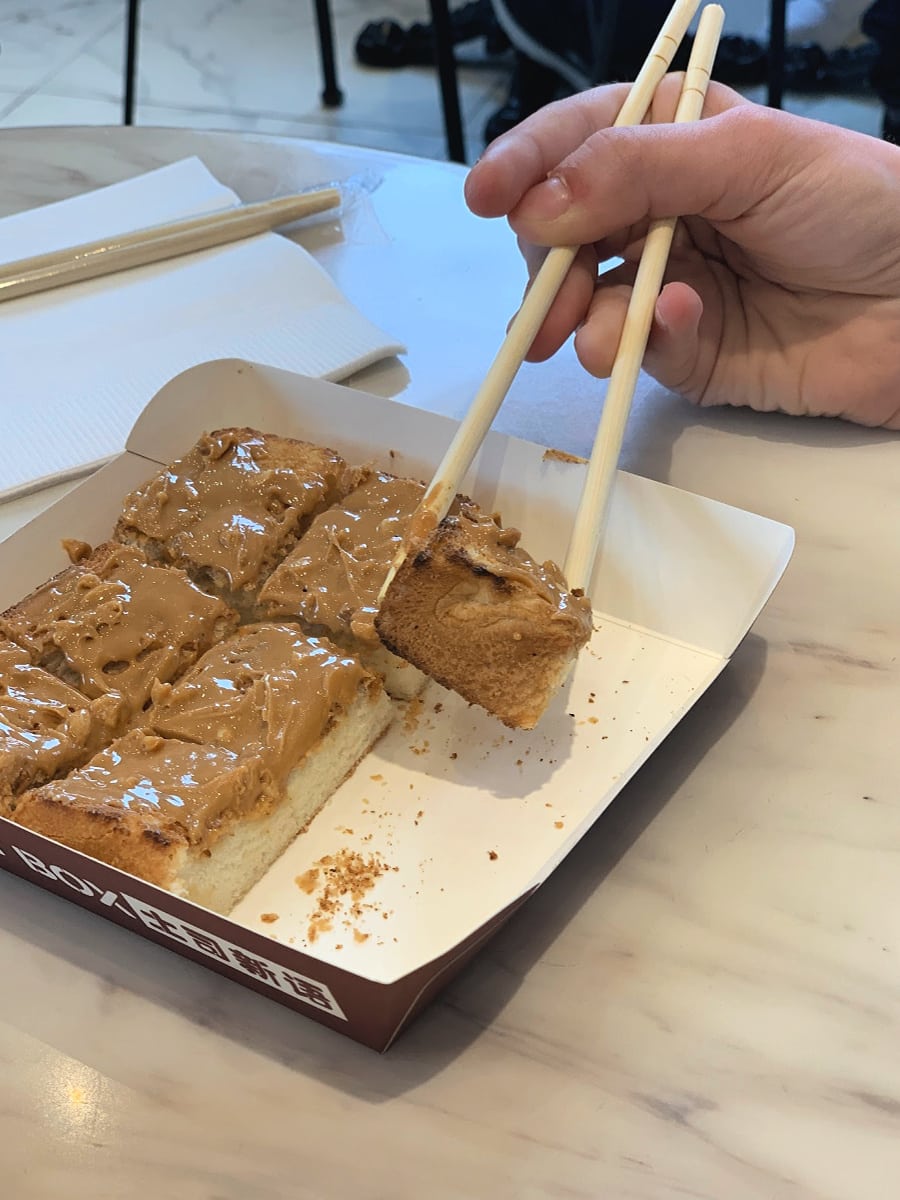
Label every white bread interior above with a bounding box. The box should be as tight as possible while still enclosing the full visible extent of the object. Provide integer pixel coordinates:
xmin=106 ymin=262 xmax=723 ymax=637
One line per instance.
xmin=356 ymin=641 xmax=427 ymax=702
xmin=172 ymin=684 xmax=393 ymax=914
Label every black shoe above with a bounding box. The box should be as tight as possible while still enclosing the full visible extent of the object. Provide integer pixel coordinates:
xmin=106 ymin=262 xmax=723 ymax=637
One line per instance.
xmin=355 ymin=2 xmax=506 ymax=69
xmin=355 ymin=20 xmax=429 ymax=68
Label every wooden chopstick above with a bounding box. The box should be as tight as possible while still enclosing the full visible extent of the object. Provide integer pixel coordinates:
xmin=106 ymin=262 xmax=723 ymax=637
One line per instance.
xmin=377 ymin=0 xmax=702 ymax=602
xmin=0 ymin=187 xmax=342 ymax=304
xmin=563 ymin=3 xmax=725 ymax=592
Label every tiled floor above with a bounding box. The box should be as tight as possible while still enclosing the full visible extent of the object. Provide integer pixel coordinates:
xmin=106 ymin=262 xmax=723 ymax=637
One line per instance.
xmin=0 ymin=0 xmax=883 ymax=162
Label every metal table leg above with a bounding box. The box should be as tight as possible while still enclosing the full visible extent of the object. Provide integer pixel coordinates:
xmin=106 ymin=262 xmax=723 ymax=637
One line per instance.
xmin=124 ymin=0 xmax=140 ymax=124
xmin=313 ymin=0 xmax=344 ymax=107
xmin=768 ymin=0 xmax=787 ymax=108
xmin=430 ymin=0 xmax=467 ymax=163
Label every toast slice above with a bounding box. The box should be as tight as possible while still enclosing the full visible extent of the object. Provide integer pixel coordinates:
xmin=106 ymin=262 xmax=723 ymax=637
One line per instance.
xmin=0 ymin=639 xmax=121 ymax=816
xmin=13 ymin=731 xmax=278 ymax=912
xmin=13 ymin=623 xmax=395 ymax=912
xmin=375 ymin=504 xmax=593 ymax=729
xmin=15 ymin=639 xmax=392 ymax=917
xmin=0 ymin=542 xmax=237 ymax=726
xmin=258 ymin=471 xmax=431 ymax=699
xmin=115 ymin=428 xmax=358 ymax=617
xmin=147 ymin=622 xmax=393 ymax=784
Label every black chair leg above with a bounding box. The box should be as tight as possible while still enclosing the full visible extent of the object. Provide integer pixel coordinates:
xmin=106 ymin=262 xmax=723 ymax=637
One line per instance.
xmin=768 ymin=0 xmax=787 ymax=108
xmin=312 ymin=0 xmax=463 ymax=160
xmin=429 ymin=0 xmax=467 ymax=163
xmin=124 ymin=0 xmax=140 ymax=124
xmin=313 ymin=0 xmax=344 ymax=107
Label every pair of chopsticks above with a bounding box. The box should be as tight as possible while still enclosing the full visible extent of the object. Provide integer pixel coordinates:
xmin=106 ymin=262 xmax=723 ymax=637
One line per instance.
xmin=0 ymin=187 xmax=342 ymax=304
xmin=380 ymin=0 xmax=725 ymax=600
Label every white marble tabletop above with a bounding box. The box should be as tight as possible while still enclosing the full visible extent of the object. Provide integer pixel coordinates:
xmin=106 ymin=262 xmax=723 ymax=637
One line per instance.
xmin=1 ymin=127 xmax=898 ymax=1200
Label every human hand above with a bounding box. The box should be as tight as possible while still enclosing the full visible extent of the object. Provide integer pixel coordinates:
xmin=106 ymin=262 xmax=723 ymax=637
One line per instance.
xmin=465 ymin=80 xmax=900 ymax=429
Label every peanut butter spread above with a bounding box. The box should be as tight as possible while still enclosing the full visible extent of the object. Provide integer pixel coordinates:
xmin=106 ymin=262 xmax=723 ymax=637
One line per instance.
xmin=117 ymin=429 xmax=352 ymax=589
xmin=149 ymin=623 xmax=369 ymax=781
xmin=0 ymin=641 xmax=114 ymax=800
xmin=442 ymin=505 xmax=592 ymax=627
xmin=259 ymin=473 xmax=429 ymax=642
xmin=0 ymin=543 xmax=233 ymax=717
xmin=25 ymin=730 xmax=272 ymax=845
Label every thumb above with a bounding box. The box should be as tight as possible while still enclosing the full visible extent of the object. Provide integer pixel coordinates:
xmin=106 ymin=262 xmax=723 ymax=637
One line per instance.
xmin=508 ymin=105 xmax=811 ymax=248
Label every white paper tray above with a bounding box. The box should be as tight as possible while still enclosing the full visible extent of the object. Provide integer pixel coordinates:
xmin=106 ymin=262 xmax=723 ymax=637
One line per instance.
xmin=0 ymin=360 xmax=794 ymax=1047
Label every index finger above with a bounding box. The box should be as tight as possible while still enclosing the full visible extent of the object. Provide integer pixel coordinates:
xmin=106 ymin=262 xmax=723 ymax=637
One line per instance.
xmin=464 ymin=79 xmax=747 ymax=220
xmin=465 ymin=85 xmax=632 ymax=219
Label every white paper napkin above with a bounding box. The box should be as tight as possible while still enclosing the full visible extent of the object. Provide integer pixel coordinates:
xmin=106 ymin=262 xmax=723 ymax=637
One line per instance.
xmin=0 ymin=158 xmax=405 ymax=501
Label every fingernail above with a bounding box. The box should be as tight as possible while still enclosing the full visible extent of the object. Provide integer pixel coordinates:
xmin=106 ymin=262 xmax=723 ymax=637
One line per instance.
xmin=527 ymin=174 xmax=571 ymax=221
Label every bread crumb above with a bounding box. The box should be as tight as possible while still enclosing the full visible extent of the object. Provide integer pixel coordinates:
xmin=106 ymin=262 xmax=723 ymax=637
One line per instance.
xmin=353 ymin=929 xmax=369 ymax=944
xmin=542 ymin=447 xmax=587 ymax=464
xmin=295 ymin=868 xmax=320 ymax=894
xmin=370 ymin=773 xmax=384 ymax=782
xmin=554 ymin=820 xmax=564 ymax=829
xmin=403 ymin=696 xmax=423 ymax=733
xmin=260 ymin=912 xmax=279 ymax=924
xmin=449 ymin=751 xmax=458 ymax=760
xmin=307 ymin=916 xmax=333 ymax=943
xmin=304 ymin=849 xmax=390 ymax=943
xmin=488 ymin=849 xmax=498 ymax=861
xmin=588 ymin=716 xmax=599 ymax=724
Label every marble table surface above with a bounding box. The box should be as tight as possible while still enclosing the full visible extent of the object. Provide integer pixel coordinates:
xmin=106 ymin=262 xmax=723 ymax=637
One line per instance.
xmin=0 ymin=127 xmax=898 ymax=1200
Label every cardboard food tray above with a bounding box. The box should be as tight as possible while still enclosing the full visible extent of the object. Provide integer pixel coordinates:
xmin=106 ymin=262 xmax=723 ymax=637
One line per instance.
xmin=0 ymin=360 xmax=794 ymax=1050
